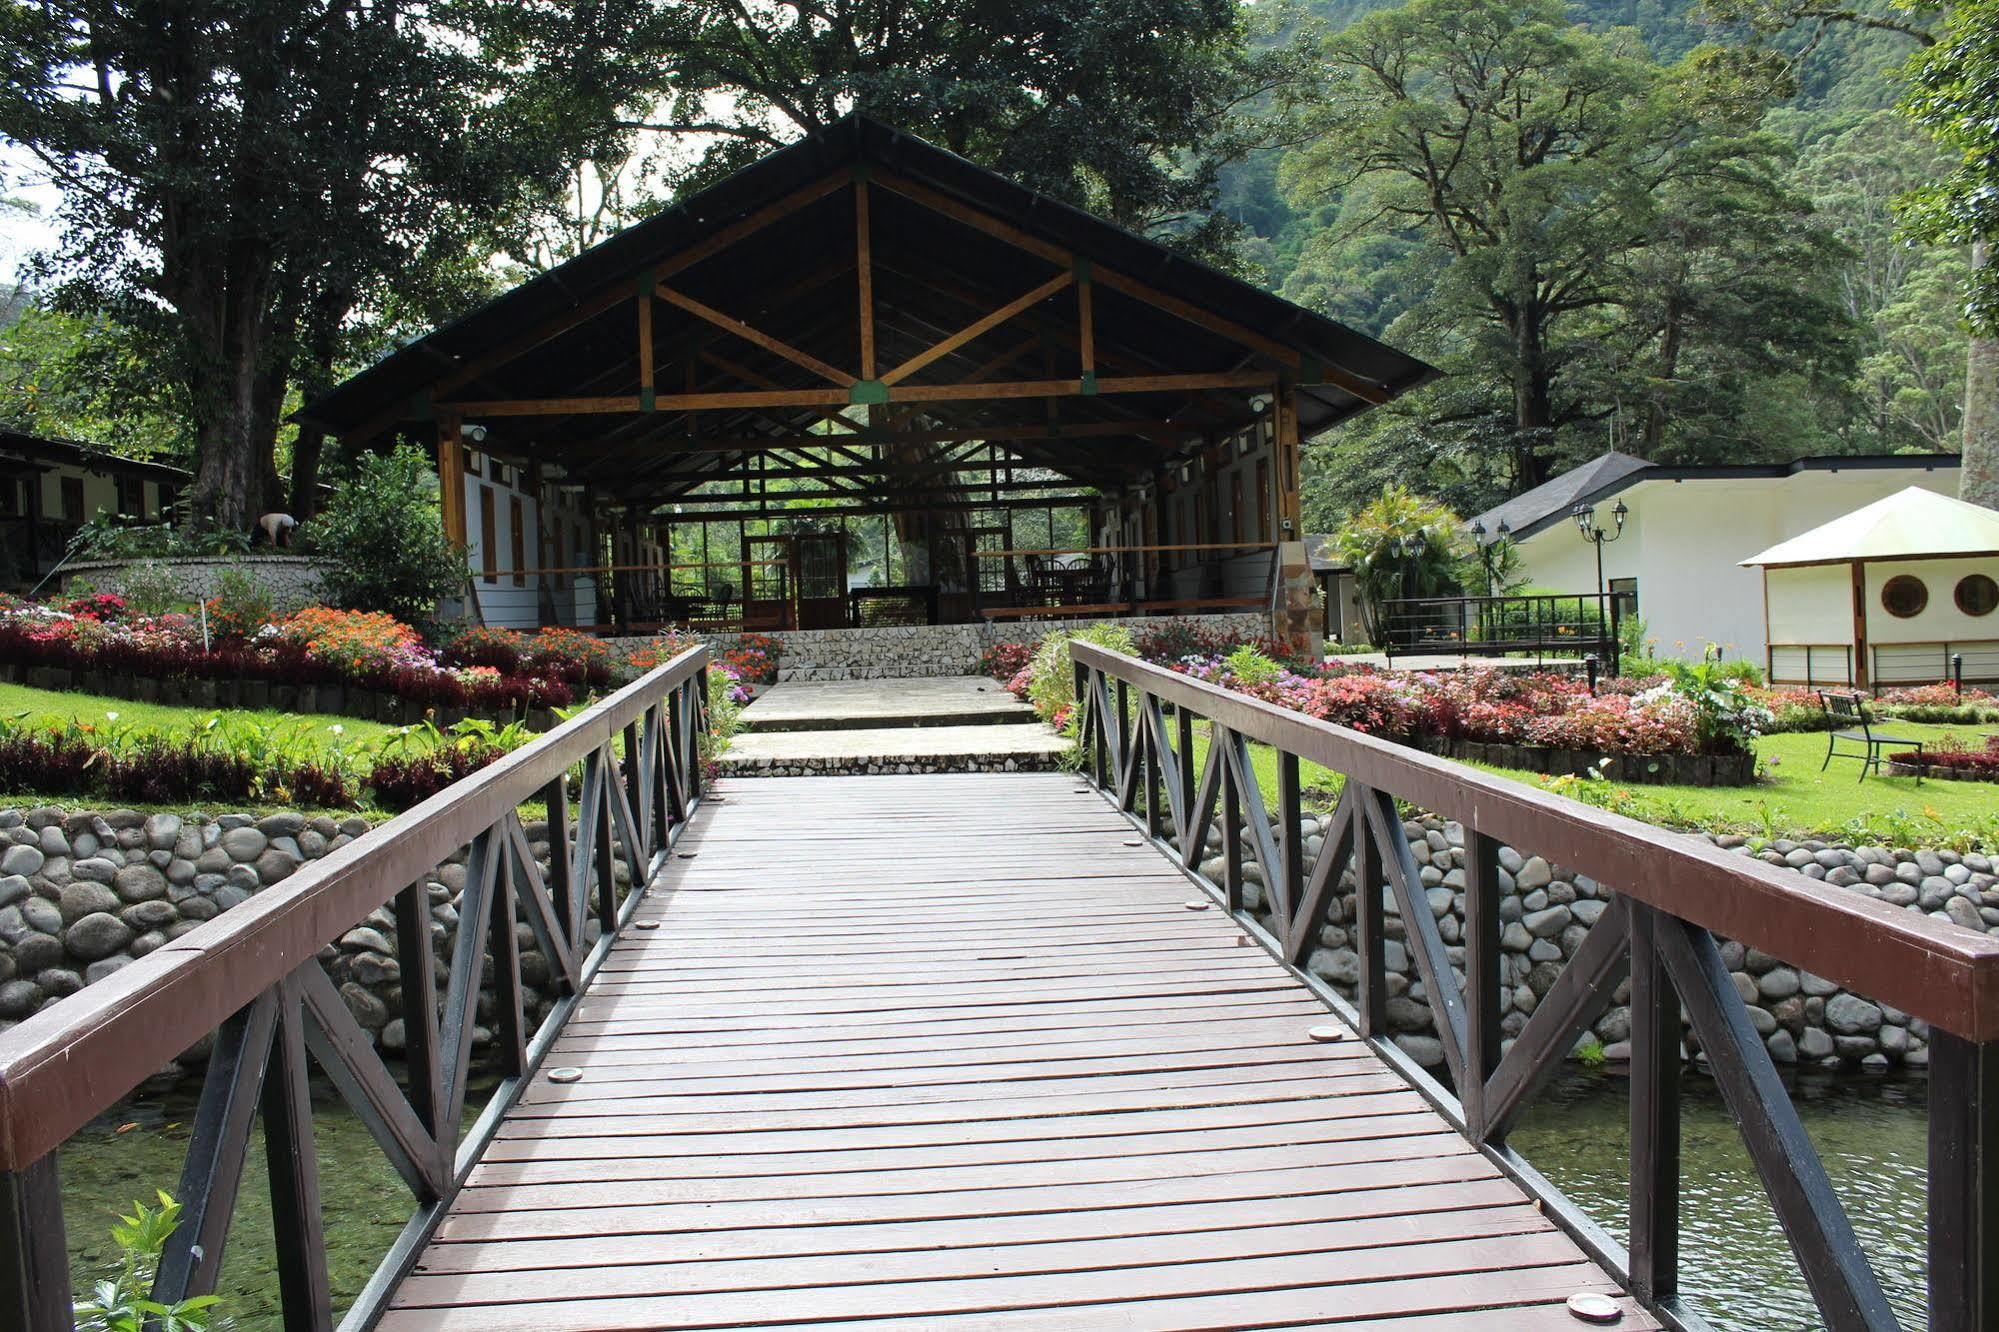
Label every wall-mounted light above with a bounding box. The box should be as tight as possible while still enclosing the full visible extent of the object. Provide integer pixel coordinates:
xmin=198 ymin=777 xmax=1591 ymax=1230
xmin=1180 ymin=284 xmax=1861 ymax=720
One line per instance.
xmin=1248 ymin=393 xmax=1273 ymax=414
xmin=460 ymin=423 xmax=488 ymax=443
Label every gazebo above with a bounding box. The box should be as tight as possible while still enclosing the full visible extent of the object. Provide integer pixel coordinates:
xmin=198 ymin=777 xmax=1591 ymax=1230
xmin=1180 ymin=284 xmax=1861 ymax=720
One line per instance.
xmin=301 ymin=115 xmax=1432 ymax=643
xmin=1742 ymin=487 xmax=1999 ymax=689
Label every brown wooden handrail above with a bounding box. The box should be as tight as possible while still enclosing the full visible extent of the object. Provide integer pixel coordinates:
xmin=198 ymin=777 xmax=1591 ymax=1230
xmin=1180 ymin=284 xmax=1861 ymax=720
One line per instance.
xmin=1070 ymin=641 xmax=1999 ymax=1041
xmin=1071 ymin=640 xmax=1999 ymax=1327
xmin=0 ymin=645 xmax=710 ymax=1174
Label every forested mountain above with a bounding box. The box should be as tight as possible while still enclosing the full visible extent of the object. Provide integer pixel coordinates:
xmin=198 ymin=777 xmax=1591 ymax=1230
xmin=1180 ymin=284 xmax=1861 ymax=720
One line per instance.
xmin=1226 ymin=0 xmax=1969 ymax=525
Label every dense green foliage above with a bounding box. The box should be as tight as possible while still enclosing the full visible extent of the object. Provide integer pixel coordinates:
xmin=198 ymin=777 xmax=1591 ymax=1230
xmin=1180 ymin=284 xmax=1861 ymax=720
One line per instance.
xmin=307 ymin=447 xmax=466 ymax=627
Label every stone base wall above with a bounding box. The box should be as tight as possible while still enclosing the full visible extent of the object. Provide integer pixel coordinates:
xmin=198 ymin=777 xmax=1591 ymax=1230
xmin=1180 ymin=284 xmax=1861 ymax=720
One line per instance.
xmin=62 ymin=556 xmax=328 ymax=614
xmin=1204 ymin=814 xmax=1997 ymax=1073
xmin=610 ymin=612 xmax=1268 ymax=682
xmin=0 ymin=807 xmax=615 ymax=1080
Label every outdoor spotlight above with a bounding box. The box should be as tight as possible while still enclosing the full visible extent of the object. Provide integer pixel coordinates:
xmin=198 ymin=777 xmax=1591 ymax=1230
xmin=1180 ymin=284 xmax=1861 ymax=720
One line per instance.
xmin=460 ymin=423 xmax=489 ymax=443
xmin=1249 ymin=393 xmax=1273 ymax=413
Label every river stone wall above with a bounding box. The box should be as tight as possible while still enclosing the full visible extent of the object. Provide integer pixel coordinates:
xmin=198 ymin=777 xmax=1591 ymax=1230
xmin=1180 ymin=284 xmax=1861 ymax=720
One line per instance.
xmin=609 ymin=612 xmax=1270 ymax=682
xmin=0 ymin=807 xmax=618 ymax=1080
xmin=61 ymin=555 xmax=328 ymax=614
xmin=1208 ymin=817 xmax=1998 ymax=1073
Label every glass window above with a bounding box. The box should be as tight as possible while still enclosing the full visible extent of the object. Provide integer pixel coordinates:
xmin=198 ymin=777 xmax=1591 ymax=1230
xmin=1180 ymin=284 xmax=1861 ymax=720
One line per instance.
xmin=1881 ymin=574 xmax=1928 ymax=619
xmin=1956 ymin=573 xmax=1998 ymax=617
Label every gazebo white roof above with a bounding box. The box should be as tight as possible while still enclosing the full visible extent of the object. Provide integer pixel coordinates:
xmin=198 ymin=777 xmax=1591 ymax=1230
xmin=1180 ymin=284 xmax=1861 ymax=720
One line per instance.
xmin=1740 ymin=486 xmax=1999 ymax=568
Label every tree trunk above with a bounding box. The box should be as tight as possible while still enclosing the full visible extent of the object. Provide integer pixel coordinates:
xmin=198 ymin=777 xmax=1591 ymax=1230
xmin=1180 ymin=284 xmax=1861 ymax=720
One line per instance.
xmin=1964 ymin=243 xmax=1999 ymax=509
xmin=1511 ymin=306 xmax=1555 ymax=490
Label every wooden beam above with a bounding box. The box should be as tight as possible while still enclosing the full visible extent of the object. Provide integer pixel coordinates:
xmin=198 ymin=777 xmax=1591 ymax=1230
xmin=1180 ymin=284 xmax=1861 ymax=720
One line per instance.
xmin=880 ymin=271 xmax=1073 ymax=387
xmin=887 ymin=370 xmax=1274 ymax=404
xmin=871 ymin=167 xmax=1391 ymax=404
xmin=436 ymin=414 xmax=466 ymax=547
xmin=340 ymin=172 xmax=851 ymax=443
xmin=637 ymin=288 xmax=655 ymax=406
xmin=447 ymin=374 xmax=1264 ymax=421
xmin=655 ymin=283 xmax=856 ymax=387
xmin=1078 ymin=273 xmax=1096 ymax=377
xmin=1275 ymin=378 xmax=1301 ymax=536
xmin=856 ymin=182 xmax=876 ymax=380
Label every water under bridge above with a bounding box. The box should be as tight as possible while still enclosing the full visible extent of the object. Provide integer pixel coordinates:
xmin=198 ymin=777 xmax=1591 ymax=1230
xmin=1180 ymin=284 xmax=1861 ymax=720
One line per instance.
xmin=0 ymin=644 xmax=1993 ymax=1330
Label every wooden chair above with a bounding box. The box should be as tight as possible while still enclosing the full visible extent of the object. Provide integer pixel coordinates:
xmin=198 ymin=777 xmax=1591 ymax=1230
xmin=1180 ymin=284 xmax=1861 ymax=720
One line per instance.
xmin=1818 ymin=691 xmax=1923 ymax=783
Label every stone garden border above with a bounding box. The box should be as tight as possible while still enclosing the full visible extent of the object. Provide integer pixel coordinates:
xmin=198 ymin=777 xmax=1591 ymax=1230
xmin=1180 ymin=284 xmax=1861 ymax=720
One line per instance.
xmin=60 ymin=555 xmax=328 ymax=614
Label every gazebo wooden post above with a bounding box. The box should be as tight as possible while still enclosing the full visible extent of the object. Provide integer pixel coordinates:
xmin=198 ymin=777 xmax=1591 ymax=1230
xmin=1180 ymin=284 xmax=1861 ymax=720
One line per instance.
xmin=1851 ymin=559 xmax=1871 ymax=691
xmin=436 ymin=413 xmax=466 ymax=548
xmin=1271 ymin=378 xmax=1317 ymax=654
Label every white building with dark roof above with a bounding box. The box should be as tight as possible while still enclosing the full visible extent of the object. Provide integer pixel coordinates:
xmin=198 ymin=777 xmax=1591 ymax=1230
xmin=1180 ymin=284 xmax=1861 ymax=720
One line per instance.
xmin=1468 ymin=451 xmax=1964 ymax=669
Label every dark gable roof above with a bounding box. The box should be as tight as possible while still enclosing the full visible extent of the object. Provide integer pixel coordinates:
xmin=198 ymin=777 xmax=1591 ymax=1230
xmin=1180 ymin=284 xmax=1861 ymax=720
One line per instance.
xmin=1471 ymin=450 xmax=1963 ymax=543
xmin=303 ymin=114 xmax=1435 ymax=462
xmin=0 ymin=429 xmax=189 ymax=484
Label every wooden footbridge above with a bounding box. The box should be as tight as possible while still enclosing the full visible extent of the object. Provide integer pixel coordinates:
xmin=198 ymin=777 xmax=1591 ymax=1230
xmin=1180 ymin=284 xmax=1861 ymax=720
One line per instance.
xmin=1 ymin=644 xmax=1995 ymax=1330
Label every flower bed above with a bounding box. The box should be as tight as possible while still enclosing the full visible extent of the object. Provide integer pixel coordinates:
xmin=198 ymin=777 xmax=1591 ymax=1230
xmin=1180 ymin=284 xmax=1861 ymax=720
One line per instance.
xmin=1888 ymin=734 xmax=1999 ymax=782
xmin=0 ymin=598 xmax=602 ymax=726
xmin=1005 ymin=628 xmax=1769 ymax=786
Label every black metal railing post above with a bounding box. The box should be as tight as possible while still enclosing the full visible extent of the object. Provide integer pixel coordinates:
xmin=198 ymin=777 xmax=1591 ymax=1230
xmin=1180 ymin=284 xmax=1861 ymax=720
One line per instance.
xmin=1627 ymin=901 xmax=1681 ymax=1307
xmin=0 ymin=1157 xmax=69 ymax=1332
xmin=1463 ymin=830 xmax=1503 ymax=1141
xmin=1929 ymin=1031 xmax=1999 ymax=1330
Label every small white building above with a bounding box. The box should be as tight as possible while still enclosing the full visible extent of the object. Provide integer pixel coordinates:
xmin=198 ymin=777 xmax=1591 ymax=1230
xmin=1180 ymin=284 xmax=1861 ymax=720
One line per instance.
xmin=1468 ymin=451 xmax=1963 ymax=667
xmin=1742 ymin=487 xmax=1999 ymax=689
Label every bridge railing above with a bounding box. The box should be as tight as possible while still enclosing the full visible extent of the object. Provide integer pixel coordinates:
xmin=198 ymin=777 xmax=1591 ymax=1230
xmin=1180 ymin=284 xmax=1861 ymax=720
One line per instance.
xmin=0 ymin=644 xmax=711 ymax=1331
xmin=1070 ymin=641 xmax=1999 ymax=1332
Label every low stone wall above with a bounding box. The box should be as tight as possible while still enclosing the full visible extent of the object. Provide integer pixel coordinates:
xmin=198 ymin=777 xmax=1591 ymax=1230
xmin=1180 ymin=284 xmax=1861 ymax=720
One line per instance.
xmin=609 ymin=611 xmax=1269 ymax=681
xmin=1208 ymin=815 xmax=1997 ymax=1072
xmin=0 ymin=807 xmax=619 ymax=1077
xmin=62 ymin=555 xmax=328 ymax=613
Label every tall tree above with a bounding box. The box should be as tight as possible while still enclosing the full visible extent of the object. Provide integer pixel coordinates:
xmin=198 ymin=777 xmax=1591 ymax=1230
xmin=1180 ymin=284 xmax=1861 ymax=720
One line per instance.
xmin=0 ymin=1 xmax=657 ymax=529
xmin=613 ymin=0 xmax=1292 ymax=263
xmin=1705 ymin=0 xmax=1999 ymax=503
xmin=1901 ymin=0 xmax=1999 ymax=504
xmin=1279 ymin=0 xmax=1850 ymax=490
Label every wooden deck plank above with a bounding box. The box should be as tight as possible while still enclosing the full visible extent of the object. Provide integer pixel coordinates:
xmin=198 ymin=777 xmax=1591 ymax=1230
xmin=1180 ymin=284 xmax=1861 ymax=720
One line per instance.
xmin=387 ymin=771 xmax=1652 ymax=1329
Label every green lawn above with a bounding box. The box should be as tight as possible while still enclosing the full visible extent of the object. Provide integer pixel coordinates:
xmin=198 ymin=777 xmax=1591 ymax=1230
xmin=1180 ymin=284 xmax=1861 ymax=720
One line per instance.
xmin=0 ymin=681 xmax=398 ymax=752
xmin=1170 ymin=711 xmax=1998 ymax=848
xmin=0 ymin=681 xmax=402 ymax=815
xmin=1470 ymin=722 xmax=1999 ymax=846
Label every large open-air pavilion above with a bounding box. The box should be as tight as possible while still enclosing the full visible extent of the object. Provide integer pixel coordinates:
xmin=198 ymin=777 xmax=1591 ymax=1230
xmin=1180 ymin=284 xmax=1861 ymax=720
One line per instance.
xmin=303 ymin=115 xmax=1433 ymax=643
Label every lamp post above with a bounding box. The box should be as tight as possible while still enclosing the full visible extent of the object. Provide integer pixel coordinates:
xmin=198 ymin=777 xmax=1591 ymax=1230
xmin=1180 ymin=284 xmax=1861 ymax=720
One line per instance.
xmin=1572 ymin=499 xmax=1627 ymax=668
xmin=1467 ymin=517 xmax=1512 ymax=597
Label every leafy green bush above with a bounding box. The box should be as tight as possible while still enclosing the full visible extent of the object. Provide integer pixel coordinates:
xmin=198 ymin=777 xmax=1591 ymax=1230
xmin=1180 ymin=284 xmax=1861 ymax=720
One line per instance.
xmin=307 ymin=446 xmax=466 ymax=628
xmin=204 ymin=563 xmax=276 ymax=641
xmin=76 ymin=1191 xmax=225 ymax=1331
xmin=1025 ymin=621 xmax=1135 ymax=729
xmin=119 ymin=561 xmax=182 ymax=618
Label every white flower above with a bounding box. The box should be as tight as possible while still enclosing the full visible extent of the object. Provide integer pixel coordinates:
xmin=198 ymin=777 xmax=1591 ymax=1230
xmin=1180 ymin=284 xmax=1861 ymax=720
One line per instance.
xmin=104 ymin=711 xmax=118 ymax=722
xmin=329 ymin=724 xmax=344 ymax=736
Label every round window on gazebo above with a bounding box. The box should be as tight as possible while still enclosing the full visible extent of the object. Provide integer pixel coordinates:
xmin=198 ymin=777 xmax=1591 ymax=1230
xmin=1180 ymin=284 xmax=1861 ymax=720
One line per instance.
xmin=1881 ymin=574 xmax=1928 ymax=618
xmin=1957 ymin=573 xmax=1999 ymax=617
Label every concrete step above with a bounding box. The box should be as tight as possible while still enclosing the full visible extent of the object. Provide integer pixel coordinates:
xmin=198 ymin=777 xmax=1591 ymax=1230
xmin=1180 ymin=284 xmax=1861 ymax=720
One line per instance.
xmin=741 ymin=677 xmax=1033 ymax=733
xmin=718 ymin=723 xmax=1070 ymax=777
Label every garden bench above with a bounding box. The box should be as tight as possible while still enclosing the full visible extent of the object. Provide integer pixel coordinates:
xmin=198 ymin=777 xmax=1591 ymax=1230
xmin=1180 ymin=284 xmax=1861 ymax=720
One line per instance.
xmin=1819 ymin=690 xmax=1922 ymax=782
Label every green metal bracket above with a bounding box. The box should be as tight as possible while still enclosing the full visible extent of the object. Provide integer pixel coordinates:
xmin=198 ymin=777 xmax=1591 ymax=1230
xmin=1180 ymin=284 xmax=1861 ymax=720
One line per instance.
xmin=1072 ymin=256 xmax=1093 ymax=281
xmin=851 ymin=163 xmax=873 ymax=183
xmin=849 ymin=379 xmax=889 ymax=405
xmin=1079 ymin=371 xmax=1098 ymax=396
xmin=640 ymin=387 xmax=656 ymax=412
